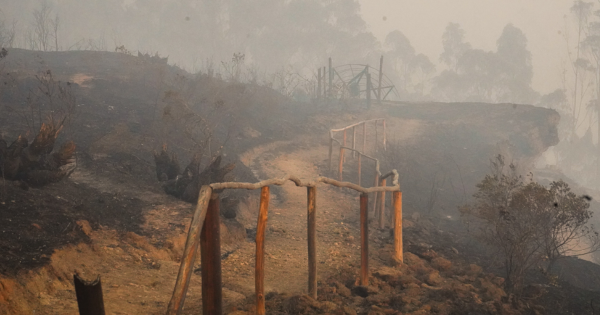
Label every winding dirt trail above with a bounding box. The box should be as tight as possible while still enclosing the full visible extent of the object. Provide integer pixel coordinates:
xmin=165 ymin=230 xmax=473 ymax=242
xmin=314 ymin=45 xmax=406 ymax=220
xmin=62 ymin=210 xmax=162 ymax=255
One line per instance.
xmin=220 ymin=132 xmax=392 ymax=299
xmin=1 ymin=129 xmax=395 ymax=315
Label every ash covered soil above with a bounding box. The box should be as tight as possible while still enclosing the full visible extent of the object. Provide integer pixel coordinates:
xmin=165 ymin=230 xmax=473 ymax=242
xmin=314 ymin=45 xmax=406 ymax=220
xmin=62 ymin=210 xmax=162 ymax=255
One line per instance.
xmin=1 ymin=49 xmax=599 ymax=315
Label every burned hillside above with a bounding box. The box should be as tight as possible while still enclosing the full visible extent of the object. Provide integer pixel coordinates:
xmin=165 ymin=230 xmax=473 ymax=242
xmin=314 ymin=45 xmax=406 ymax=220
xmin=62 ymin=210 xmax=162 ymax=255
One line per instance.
xmin=0 ymin=48 xmax=597 ymax=315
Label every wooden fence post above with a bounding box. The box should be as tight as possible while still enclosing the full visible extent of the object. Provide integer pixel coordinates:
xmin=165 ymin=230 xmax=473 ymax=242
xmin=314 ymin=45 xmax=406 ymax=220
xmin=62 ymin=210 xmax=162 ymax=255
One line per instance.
xmin=393 ymin=191 xmax=403 ymax=263
xmin=307 ymin=186 xmax=317 ymax=299
xmin=74 ymin=274 xmax=105 ymax=315
xmin=256 ymin=187 xmax=270 ymax=315
xmin=167 ymin=186 xmax=212 ymax=315
xmin=201 ymin=194 xmax=222 ymax=315
xmin=360 ymin=193 xmax=369 ymax=286
xmin=379 ymin=179 xmax=387 ymax=229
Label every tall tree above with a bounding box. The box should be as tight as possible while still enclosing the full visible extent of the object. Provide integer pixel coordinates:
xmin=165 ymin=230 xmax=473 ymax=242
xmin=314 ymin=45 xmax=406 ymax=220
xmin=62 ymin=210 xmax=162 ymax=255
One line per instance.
xmin=495 ymin=24 xmax=537 ymax=103
xmin=433 ymin=23 xmax=537 ymax=104
xmin=439 ymin=22 xmax=471 ymax=70
xmin=384 ymin=30 xmax=434 ymax=98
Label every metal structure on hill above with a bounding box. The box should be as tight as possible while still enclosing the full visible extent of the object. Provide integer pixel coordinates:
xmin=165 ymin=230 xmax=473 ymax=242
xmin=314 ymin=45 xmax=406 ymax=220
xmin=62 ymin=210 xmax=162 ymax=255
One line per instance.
xmin=316 ymin=56 xmax=400 ymax=105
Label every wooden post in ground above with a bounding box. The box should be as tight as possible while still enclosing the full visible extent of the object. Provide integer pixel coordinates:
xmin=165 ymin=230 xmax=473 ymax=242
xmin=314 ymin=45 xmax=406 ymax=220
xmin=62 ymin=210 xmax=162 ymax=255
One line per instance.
xmin=201 ymin=194 xmax=222 ymax=315
xmin=393 ymin=191 xmax=403 ymax=263
xmin=378 ymin=56 xmax=384 ymax=104
xmin=338 ymin=147 xmax=344 ymax=181
xmin=360 ymin=193 xmax=369 ymax=285
xmin=74 ymin=274 xmax=105 ymax=315
xmin=255 ymin=186 xmax=270 ymax=315
xmin=317 ymin=68 xmax=322 ymax=100
xmin=307 ymin=186 xmax=317 ymax=299
xmin=167 ymin=186 xmax=212 ymax=315
xmin=379 ymin=179 xmax=387 ymax=229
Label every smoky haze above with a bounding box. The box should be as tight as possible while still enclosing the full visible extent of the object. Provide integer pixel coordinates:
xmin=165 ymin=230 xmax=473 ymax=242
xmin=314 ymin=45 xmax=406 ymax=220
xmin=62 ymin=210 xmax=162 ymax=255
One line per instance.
xmin=1 ymin=0 xmax=600 ymax=184
xmin=0 ymin=1 xmax=580 ymax=100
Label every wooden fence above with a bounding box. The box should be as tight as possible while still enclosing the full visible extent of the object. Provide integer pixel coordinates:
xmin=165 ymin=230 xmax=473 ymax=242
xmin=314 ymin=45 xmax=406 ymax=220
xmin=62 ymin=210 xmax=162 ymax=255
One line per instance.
xmin=166 ymin=172 xmax=402 ymax=315
xmin=329 ymin=119 xmax=393 ymax=228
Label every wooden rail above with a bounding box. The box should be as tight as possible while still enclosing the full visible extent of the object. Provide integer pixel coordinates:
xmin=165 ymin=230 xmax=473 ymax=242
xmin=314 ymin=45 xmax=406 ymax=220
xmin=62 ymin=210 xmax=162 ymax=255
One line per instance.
xmin=167 ymin=171 xmax=402 ymax=315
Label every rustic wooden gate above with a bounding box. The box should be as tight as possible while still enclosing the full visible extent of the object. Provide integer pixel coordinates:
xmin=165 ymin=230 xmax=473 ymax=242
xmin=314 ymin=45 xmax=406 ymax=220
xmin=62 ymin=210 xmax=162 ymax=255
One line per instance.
xmin=166 ymin=172 xmax=402 ymax=315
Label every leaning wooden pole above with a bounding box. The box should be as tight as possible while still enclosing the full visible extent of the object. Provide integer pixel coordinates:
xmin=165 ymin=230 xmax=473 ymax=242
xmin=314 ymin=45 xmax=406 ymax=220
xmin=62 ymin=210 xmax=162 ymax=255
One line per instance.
xmin=307 ymin=186 xmax=317 ymax=299
xmin=201 ymin=194 xmax=222 ymax=315
xmin=255 ymin=187 xmax=270 ymax=315
xmin=393 ymin=191 xmax=403 ymax=263
xmin=360 ymin=193 xmax=369 ymax=285
xmin=167 ymin=186 xmax=212 ymax=315
xmin=378 ymin=179 xmax=387 ymax=229
xmin=74 ymin=274 xmax=105 ymax=315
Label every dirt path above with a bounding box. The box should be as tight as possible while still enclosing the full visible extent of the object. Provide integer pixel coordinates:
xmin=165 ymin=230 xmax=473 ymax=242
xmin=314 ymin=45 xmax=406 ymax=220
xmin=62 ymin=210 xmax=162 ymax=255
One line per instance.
xmin=221 ymin=134 xmax=384 ymax=297
xmin=1 ymin=128 xmax=397 ymax=315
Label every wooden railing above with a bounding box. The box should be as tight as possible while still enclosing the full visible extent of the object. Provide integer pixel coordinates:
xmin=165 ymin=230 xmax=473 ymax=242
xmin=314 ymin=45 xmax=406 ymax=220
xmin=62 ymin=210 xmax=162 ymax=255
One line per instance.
xmin=166 ymin=172 xmax=402 ymax=315
xmin=329 ymin=119 xmax=392 ymax=228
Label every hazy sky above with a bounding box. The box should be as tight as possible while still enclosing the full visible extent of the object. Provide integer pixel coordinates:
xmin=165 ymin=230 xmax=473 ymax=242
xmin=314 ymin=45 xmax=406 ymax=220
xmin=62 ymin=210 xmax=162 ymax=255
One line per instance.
xmin=359 ymin=0 xmax=573 ymax=95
